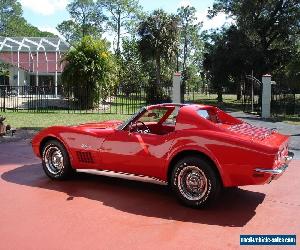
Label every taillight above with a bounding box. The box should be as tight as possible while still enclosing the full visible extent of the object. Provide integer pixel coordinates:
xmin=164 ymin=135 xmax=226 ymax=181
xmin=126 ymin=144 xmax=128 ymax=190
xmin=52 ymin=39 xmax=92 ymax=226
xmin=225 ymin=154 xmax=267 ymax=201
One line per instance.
xmin=274 ymin=144 xmax=288 ymax=166
xmin=274 ymin=151 xmax=280 ymax=166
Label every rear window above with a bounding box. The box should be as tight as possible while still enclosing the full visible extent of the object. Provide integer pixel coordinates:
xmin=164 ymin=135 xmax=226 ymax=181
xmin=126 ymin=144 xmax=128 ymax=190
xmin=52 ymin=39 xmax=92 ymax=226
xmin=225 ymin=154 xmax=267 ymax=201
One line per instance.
xmin=196 ymin=109 xmax=219 ymax=123
xmin=197 ymin=110 xmax=210 ymax=119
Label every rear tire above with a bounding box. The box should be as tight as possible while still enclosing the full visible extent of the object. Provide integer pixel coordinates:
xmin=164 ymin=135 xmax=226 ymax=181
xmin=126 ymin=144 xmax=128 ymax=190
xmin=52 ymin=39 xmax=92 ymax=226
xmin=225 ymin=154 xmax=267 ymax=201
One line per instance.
xmin=171 ymin=156 xmax=221 ymax=208
xmin=42 ymin=140 xmax=74 ymax=180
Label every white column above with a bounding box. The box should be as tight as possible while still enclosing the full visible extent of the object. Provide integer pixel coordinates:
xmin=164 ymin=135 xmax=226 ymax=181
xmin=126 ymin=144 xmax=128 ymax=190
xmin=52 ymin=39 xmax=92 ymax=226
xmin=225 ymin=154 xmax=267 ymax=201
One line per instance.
xmin=17 ymin=51 xmax=20 ymax=96
xmin=261 ymin=74 xmax=272 ymax=119
xmin=9 ymin=67 xmax=14 ymax=86
xmin=36 ymin=51 xmax=39 ymax=87
xmin=172 ymin=72 xmax=181 ymax=103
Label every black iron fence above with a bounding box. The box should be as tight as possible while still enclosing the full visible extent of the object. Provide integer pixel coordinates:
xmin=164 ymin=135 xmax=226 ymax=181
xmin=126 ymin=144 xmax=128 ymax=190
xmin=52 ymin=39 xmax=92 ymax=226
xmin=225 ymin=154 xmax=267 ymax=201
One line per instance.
xmin=271 ymin=86 xmax=300 ymax=117
xmin=0 ymin=85 xmax=172 ymax=115
xmin=1 ymin=84 xmax=299 ymax=118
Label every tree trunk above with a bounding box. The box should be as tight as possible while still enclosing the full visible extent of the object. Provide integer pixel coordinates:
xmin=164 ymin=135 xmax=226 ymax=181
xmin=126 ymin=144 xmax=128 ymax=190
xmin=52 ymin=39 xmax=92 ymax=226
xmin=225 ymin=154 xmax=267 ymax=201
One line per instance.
xmin=236 ymin=81 xmax=242 ymax=100
xmin=217 ymin=87 xmax=223 ymax=102
xmin=182 ymin=26 xmax=188 ymax=73
xmin=181 ymin=25 xmax=188 ymax=103
xmin=156 ymin=55 xmax=161 ymax=85
xmin=82 ymin=12 xmax=86 ymax=38
xmin=116 ymin=10 xmax=121 ymax=55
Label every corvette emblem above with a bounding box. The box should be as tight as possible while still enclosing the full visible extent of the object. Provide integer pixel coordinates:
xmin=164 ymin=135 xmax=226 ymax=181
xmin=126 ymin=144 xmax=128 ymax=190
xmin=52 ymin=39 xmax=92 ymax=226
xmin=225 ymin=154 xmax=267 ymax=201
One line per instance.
xmin=81 ymin=144 xmax=90 ymax=149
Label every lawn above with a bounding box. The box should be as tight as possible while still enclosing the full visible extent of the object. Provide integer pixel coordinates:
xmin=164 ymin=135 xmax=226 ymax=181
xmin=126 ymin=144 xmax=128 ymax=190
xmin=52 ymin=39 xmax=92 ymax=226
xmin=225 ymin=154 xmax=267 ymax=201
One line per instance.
xmin=1 ymin=112 xmax=130 ymax=131
xmin=1 ymin=93 xmax=299 ymax=129
xmin=188 ymin=94 xmax=245 ymax=111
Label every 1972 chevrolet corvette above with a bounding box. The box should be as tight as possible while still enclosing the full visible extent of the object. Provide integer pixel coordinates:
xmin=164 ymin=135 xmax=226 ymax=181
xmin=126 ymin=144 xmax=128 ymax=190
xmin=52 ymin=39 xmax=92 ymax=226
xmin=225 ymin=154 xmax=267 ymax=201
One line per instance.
xmin=32 ymin=103 xmax=293 ymax=207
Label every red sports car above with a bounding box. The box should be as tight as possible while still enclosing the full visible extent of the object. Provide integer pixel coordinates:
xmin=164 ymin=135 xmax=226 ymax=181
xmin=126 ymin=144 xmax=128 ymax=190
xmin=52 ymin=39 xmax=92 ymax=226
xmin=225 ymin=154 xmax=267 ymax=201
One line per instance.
xmin=32 ymin=103 xmax=293 ymax=207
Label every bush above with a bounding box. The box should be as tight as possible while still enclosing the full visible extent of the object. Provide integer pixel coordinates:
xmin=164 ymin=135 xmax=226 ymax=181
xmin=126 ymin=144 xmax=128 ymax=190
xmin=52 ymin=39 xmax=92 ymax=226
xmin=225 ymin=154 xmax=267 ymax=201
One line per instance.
xmin=61 ymin=36 xmax=118 ymax=109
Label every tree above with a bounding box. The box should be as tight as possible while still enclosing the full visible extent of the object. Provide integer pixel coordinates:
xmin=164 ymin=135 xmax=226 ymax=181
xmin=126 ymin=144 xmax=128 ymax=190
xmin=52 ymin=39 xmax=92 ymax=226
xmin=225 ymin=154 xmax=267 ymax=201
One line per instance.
xmin=119 ymin=38 xmax=147 ymax=95
xmin=203 ymin=26 xmax=259 ymax=101
xmin=177 ymin=5 xmax=202 ymax=101
xmin=98 ymin=0 xmax=143 ymax=54
xmin=57 ymin=0 xmax=106 ymax=44
xmin=209 ymin=0 xmax=300 ymax=75
xmin=218 ymin=26 xmax=258 ymax=99
xmin=0 ymin=63 xmax=9 ymax=85
xmin=61 ymin=36 xmax=118 ymax=109
xmin=0 ymin=0 xmax=53 ymax=37
xmin=137 ymin=9 xmax=179 ymax=86
xmin=56 ymin=20 xmax=82 ymax=44
xmin=177 ymin=6 xmax=201 ymax=74
xmin=281 ymin=39 xmax=300 ymax=91
xmin=0 ymin=0 xmax=22 ymax=35
xmin=203 ymin=30 xmax=229 ymax=102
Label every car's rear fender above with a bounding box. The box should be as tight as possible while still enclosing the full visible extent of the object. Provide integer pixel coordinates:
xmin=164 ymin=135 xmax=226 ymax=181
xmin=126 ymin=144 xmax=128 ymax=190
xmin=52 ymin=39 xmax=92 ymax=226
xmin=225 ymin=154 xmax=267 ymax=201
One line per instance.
xmin=166 ymin=143 xmax=230 ymax=186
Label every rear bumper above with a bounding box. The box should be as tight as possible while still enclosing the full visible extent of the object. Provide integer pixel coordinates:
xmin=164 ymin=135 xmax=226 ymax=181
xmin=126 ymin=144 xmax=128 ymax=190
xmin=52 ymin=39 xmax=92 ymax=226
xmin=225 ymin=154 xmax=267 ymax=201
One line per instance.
xmin=255 ymin=151 xmax=294 ymax=179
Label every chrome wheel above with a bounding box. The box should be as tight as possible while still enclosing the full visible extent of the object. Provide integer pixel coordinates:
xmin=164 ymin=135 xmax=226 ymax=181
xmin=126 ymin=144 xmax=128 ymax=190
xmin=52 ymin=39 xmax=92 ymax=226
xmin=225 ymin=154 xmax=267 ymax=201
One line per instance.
xmin=44 ymin=146 xmax=64 ymax=175
xmin=177 ymin=165 xmax=208 ymax=201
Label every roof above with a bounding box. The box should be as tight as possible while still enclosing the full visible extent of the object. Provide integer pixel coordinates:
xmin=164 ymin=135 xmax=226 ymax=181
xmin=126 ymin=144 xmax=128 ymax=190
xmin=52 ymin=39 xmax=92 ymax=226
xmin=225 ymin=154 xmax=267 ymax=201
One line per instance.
xmin=0 ymin=37 xmax=69 ymax=52
xmin=147 ymin=103 xmax=188 ymax=109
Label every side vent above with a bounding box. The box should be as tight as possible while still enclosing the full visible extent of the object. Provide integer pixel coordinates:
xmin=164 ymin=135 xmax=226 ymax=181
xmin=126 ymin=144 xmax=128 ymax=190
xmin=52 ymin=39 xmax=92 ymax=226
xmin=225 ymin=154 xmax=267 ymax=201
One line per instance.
xmin=76 ymin=151 xmax=94 ymax=164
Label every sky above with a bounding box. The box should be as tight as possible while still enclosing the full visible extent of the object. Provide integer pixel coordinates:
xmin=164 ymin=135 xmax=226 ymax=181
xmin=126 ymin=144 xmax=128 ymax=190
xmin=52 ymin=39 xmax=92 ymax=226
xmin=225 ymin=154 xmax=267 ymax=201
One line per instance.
xmin=19 ymin=0 xmax=232 ymax=36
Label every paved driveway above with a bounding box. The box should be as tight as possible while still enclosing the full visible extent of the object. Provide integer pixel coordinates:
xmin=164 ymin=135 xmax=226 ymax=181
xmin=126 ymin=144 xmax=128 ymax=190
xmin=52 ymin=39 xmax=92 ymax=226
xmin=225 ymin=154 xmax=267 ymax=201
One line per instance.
xmin=0 ymin=114 xmax=299 ymax=250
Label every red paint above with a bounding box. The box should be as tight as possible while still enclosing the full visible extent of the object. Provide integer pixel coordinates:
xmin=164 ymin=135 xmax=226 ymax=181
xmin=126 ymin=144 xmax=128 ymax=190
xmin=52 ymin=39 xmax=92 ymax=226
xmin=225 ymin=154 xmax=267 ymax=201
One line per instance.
xmin=32 ymin=104 xmax=291 ymax=187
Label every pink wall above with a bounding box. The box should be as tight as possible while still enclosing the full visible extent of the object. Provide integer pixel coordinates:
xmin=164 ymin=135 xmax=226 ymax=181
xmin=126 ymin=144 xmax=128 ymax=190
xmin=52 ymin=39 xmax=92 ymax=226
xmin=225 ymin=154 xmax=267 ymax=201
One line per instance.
xmin=0 ymin=52 xmax=64 ymax=73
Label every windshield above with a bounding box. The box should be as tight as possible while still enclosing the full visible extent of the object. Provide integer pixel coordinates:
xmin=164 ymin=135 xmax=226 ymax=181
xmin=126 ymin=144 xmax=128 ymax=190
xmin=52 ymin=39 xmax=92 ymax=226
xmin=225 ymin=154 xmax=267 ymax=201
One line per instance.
xmin=117 ymin=107 xmax=147 ymax=130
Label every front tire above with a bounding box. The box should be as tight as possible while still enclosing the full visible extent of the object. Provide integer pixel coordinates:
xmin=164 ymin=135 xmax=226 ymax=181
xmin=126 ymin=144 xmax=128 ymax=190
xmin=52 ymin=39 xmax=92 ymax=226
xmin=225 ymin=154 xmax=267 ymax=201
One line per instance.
xmin=42 ymin=140 xmax=74 ymax=180
xmin=171 ymin=156 xmax=221 ymax=208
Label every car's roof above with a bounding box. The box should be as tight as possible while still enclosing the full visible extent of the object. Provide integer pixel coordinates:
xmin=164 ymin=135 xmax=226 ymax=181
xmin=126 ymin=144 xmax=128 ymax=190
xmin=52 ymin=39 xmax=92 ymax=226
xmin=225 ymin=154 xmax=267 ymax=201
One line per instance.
xmin=147 ymin=103 xmax=213 ymax=110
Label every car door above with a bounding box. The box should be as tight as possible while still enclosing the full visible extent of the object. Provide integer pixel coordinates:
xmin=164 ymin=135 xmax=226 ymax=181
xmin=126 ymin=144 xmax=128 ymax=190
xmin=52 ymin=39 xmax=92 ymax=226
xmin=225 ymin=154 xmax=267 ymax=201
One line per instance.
xmin=100 ymin=129 xmax=175 ymax=179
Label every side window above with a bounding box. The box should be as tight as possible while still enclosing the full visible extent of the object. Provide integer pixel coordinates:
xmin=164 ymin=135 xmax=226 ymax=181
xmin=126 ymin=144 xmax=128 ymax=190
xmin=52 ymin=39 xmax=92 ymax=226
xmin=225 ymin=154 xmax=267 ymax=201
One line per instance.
xmin=163 ymin=107 xmax=179 ymax=125
xmin=138 ymin=108 xmax=168 ymax=123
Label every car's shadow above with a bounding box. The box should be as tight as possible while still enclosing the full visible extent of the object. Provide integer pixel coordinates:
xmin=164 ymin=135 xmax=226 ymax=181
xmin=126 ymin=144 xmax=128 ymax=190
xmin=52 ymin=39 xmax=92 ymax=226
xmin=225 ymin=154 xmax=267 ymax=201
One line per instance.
xmin=1 ymin=164 xmax=265 ymax=227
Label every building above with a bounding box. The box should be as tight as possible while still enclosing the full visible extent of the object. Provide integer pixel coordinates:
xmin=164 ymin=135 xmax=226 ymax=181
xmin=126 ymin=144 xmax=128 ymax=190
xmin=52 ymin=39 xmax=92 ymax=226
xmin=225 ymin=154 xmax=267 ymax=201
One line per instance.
xmin=0 ymin=37 xmax=69 ymax=96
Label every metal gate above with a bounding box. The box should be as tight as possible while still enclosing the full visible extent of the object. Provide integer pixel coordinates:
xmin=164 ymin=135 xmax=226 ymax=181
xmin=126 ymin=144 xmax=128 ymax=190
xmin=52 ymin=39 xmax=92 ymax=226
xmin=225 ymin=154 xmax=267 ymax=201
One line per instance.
xmin=242 ymin=74 xmax=262 ymax=114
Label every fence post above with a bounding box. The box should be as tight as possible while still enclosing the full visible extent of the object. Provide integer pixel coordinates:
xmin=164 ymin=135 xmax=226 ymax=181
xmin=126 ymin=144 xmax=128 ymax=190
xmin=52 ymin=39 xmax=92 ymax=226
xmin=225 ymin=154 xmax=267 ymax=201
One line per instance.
xmin=67 ymin=86 xmax=70 ymax=114
xmin=3 ymin=86 xmax=6 ymax=112
xmin=172 ymin=72 xmax=181 ymax=103
xmin=261 ymin=74 xmax=272 ymax=118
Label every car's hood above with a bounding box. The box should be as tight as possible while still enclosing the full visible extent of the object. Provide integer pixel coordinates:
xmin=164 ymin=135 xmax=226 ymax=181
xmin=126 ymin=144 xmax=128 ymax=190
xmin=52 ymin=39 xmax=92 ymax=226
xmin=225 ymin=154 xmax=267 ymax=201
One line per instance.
xmin=74 ymin=120 xmax=123 ymax=129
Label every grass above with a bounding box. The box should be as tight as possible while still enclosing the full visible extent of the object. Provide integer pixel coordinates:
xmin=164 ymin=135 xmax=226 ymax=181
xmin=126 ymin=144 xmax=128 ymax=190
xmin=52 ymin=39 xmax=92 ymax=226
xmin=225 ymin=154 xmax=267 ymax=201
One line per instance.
xmin=1 ymin=112 xmax=130 ymax=131
xmin=1 ymin=94 xmax=299 ymax=129
xmin=188 ymin=94 xmax=244 ymax=111
xmin=271 ymin=115 xmax=300 ymax=125
xmin=191 ymin=94 xmax=300 ymax=124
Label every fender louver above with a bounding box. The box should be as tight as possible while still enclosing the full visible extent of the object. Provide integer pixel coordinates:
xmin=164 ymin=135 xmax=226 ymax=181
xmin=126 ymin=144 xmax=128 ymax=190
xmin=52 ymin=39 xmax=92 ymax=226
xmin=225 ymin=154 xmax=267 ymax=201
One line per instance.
xmin=76 ymin=151 xmax=94 ymax=163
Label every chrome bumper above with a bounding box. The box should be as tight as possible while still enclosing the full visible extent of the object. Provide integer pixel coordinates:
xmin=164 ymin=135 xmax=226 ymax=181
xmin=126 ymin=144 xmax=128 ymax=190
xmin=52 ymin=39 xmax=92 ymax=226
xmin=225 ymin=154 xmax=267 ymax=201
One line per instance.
xmin=255 ymin=151 xmax=294 ymax=175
